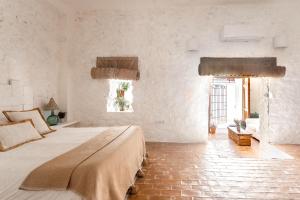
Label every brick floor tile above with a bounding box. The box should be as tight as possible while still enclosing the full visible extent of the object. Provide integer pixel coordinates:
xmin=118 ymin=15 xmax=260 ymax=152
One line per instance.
xmin=127 ymin=140 xmax=300 ymax=200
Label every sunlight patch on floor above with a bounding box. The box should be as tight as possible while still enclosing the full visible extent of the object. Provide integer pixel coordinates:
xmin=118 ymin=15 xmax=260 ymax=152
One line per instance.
xmin=256 ymin=143 xmax=293 ymax=160
xmin=208 ymin=128 xmax=294 ymax=160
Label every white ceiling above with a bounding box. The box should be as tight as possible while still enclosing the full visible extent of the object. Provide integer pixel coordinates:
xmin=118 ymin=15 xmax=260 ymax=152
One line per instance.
xmin=54 ymin=0 xmax=282 ymax=11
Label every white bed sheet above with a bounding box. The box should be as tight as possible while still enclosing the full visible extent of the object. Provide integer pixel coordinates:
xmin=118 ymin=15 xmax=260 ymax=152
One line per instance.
xmin=0 ymin=127 xmax=110 ymax=200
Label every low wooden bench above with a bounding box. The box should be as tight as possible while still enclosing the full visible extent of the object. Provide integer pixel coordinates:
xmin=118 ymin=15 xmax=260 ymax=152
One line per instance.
xmin=227 ymin=127 xmax=252 ymax=146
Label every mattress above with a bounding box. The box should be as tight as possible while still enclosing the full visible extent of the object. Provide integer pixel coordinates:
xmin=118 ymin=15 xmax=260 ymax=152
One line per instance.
xmin=0 ymin=126 xmax=110 ymax=200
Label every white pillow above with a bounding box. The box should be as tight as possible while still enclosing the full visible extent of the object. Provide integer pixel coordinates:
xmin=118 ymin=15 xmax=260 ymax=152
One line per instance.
xmin=3 ymin=108 xmax=55 ymax=135
xmin=0 ymin=120 xmax=43 ymax=151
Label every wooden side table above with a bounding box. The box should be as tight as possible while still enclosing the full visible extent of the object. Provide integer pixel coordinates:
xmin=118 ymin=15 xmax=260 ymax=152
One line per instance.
xmin=227 ymin=127 xmax=252 ymax=146
xmin=50 ymin=121 xmax=80 ymax=130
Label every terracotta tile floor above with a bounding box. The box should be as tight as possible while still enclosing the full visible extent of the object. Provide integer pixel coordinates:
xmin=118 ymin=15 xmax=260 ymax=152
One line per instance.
xmin=128 ymin=131 xmax=300 ymax=200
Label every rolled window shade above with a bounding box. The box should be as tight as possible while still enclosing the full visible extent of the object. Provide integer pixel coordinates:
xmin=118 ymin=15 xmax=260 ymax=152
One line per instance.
xmin=91 ymin=57 xmax=139 ymax=80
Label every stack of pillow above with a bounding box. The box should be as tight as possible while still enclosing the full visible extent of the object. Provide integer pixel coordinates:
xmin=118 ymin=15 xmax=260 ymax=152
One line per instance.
xmin=0 ymin=108 xmax=55 ymax=151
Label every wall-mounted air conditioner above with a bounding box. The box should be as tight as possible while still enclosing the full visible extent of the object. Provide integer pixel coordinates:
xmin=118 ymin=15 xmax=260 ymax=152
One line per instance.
xmin=221 ymin=24 xmax=264 ymax=42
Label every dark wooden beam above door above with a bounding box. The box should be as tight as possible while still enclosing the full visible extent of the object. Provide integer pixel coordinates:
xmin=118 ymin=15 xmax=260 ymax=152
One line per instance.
xmin=198 ymin=57 xmax=286 ymax=77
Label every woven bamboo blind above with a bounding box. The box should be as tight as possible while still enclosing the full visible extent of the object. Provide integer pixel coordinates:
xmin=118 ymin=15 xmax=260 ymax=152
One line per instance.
xmin=91 ymin=57 xmax=139 ymax=80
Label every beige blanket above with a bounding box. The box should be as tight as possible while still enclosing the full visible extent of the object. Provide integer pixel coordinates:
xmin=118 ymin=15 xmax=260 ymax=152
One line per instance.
xmin=20 ymin=125 xmax=146 ymax=200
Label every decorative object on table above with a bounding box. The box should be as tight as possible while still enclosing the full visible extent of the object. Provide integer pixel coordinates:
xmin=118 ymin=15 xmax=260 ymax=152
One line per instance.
xmin=240 ymin=120 xmax=246 ymax=130
xmin=58 ymin=112 xmax=66 ymax=123
xmin=45 ymin=98 xmax=59 ymax=126
xmin=250 ymin=112 xmax=259 ymax=118
xmin=234 ymin=119 xmax=241 ymax=132
xmin=209 ymin=122 xmax=217 ymax=134
xmin=114 ymin=82 xmax=130 ymax=111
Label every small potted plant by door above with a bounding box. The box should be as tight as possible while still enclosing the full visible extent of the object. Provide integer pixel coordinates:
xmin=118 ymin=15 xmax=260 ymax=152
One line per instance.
xmin=210 ymin=122 xmax=217 ymax=134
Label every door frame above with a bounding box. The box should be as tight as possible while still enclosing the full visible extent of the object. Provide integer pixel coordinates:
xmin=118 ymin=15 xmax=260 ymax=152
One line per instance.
xmin=242 ymin=78 xmax=251 ymax=120
xmin=208 ymin=77 xmax=251 ymax=134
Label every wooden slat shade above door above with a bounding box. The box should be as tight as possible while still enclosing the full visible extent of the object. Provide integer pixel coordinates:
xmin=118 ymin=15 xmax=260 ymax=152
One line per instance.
xmin=198 ymin=57 xmax=286 ymax=77
xmin=91 ymin=57 xmax=140 ymax=80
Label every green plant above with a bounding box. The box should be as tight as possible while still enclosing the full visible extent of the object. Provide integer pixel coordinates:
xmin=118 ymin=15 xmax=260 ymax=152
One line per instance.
xmin=240 ymin=120 xmax=246 ymax=129
xmin=250 ymin=112 xmax=259 ymax=118
xmin=120 ymin=82 xmax=129 ymax=91
xmin=234 ymin=119 xmax=241 ymax=126
xmin=114 ymin=96 xmax=130 ymax=111
xmin=116 ymin=89 xmax=124 ymax=97
xmin=114 ymin=81 xmax=131 ymax=111
xmin=116 ymin=82 xmax=130 ymax=98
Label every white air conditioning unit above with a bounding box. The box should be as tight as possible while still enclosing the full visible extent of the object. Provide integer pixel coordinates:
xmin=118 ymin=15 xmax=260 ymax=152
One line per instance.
xmin=221 ymin=24 xmax=264 ymax=42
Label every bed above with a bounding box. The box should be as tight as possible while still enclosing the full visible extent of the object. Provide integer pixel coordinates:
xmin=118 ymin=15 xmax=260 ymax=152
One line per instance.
xmin=0 ymin=125 xmax=146 ymax=200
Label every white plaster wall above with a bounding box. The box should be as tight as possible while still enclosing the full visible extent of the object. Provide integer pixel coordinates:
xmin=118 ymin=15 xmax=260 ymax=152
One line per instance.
xmin=226 ymin=83 xmax=236 ymax=124
xmin=64 ymin=0 xmax=300 ymax=143
xmin=0 ymin=0 xmax=67 ymax=119
xmin=66 ymin=7 xmax=215 ymax=143
xmin=234 ymin=79 xmax=243 ymax=121
xmin=250 ymin=78 xmax=261 ymax=114
xmin=0 ymin=0 xmax=296 ymax=144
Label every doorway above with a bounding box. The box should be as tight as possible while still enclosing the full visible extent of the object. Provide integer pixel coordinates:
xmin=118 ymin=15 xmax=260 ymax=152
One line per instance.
xmin=208 ymin=77 xmax=252 ymax=134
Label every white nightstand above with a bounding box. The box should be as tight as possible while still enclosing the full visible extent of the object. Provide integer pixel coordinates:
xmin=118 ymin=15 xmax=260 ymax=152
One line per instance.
xmin=50 ymin=121 xmax=80 ymax=130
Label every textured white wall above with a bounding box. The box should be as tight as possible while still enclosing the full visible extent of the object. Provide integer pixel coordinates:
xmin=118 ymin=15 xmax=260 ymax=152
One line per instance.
xmin=2 ymin=0 xmax=300 ymax=144
xmin=64 ymin=0 xmax=300 ymax=143
xmin=0 ymin=0 xmax=67 ymax=120
xmin=250 ymin=78 xmax=261 ymax=114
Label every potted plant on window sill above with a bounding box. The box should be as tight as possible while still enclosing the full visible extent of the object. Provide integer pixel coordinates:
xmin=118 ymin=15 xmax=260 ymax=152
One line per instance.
xmin=114 ymin=82 xmax=130 ymax=112
xmin=114 ymin=97 xmax=130 ymax=112
xmin=116 ymin=82 xmax=129 ymax=98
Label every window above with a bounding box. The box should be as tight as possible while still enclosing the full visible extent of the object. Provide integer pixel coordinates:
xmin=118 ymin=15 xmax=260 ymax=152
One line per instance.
xmin=210 ymin=78 xmax=233 ymax=125
xmin=210 ymin=84 xmax=227 ymax=125
xmin=107 ymin=80 xmax=133 ymax=112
